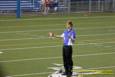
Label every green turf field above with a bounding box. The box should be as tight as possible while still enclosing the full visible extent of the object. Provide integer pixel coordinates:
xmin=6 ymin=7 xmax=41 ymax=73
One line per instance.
xmin=0 ymin=13 xmax=115 ymax=77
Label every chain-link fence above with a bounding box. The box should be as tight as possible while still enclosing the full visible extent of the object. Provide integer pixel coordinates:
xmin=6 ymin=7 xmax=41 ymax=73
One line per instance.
xmin=70 ymin=0 xmax=115 ymax=13
xmin=0 ymin=0 xmax=115 ymax=15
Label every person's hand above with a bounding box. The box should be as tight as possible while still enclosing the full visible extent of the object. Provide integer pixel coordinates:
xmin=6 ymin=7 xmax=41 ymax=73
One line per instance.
xmin=48 ymin=32 xmax=55 ymax=38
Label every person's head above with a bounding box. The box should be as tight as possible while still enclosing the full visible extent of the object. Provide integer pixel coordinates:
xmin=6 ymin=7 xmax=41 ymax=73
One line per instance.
xmin=66 ymin=20 xmax=73 ymax=30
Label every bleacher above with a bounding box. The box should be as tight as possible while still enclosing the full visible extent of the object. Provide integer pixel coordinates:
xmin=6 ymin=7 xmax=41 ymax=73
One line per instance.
xmin=0 ymin=0 xmax=69 ymax=14
xmin=0 ymin=0 xmax=41 ymax=13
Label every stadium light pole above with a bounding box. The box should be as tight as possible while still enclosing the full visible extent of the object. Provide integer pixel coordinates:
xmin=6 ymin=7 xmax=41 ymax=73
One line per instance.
xmin=89 ymin=0 xmax=92 ymax=13
xmin=16 ymin=0 xmax=21 ymax=18
xmin=98 ymin=0 xmax=101 ymax=12
xmin=113 ymin=0 xmax=115 ymax=12
xmin=67 ymin=0 xmax=71 ymax=14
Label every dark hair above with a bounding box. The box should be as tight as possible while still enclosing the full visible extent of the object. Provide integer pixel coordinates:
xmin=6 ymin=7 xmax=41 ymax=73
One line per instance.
xmin=67 ymin=20 xmax=73 ymax=27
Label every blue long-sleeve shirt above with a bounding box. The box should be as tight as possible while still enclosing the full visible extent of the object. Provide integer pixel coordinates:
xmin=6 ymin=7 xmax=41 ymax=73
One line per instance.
xmin=61 ymin=28 xmax=76 ymax=46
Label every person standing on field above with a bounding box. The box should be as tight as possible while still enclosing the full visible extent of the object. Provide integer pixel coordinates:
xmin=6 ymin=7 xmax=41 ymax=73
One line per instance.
xmin=49 ymin=20 xmax=76 ymax=77
xmin=41 ymin=0 xmax=51 ymax=15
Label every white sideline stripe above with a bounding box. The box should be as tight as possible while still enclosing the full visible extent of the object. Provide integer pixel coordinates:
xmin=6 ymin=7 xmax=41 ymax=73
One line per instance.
xmin=0 ymin=52 xmax=115 ymax=63
xmin=0 ymin=32 xmax=115 ymax=42
xmin=0 ymin=28 xmax=64 ymax=34
xmin=0 ymin=22 xmax=113 ymax=29
xmin=0 ymin=24 xmax=63 ymax=28
xmin=12 ymin=72 xmax=52 ymax=77
xmin=11 ymin=65 xmax=115 ymax=77
xmin=0 ymin=15 xmax=115 ymax=22
xmin=0 ymin=45 xmax=61 ymax=51
xmin=0 ymin=38 xmax=115 ymax=47
xmin=0 ymin=41 xmax=115 ymax=51
xmin=0 ymin=36 xmax=49 ymax=41
xmin=79 ymin=33 xmax=115 ymax=36
xmin=0 ymin=37 xmax=115 ymax=47
xmin=0 ymin=51 xmax=3 ymax=54
xmin=0 ymin=26 xmax=115 ymax=34
xmin=88 ymin=66 xmax=115 ymax=69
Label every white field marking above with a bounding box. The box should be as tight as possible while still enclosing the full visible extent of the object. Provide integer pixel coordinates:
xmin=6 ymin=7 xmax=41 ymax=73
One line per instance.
xmin=102 ymin=45 xmax=113 ymax=48
xmin=87 ymin=65 xmax=115 ymax=69
xmin=78 ymin=26 xmax=115 ymax=30
xmin=0 ymin=15 xmax=115 ymax=22
xmin=0 ymin=26 xmax=115 ymax=34
xmin=0 ymin=56 xmax=61 ymax=63
xmin=0 ymin=51 xmax=3 ymax=54
xmin=0 ymin=20 xmax=115 ymax=29
xmin=9 ymin=65 xmax=115 ymax=77
xmin=0 ymin=36 xmax=49 ymax=41
xmin=5 ymin=76 xmax=12 ymax=77
xmin=11 ymin=72 xmax=52 ymax=77
xmin=0 ymin=37 xmax=115 ymax=47
xmin=0 ymin=32 xmax=115 ymax=42
xmin=79 ymin=32 xmax=115 ymax=37
xmin=0 ymin=41 xmax=115 ymax=51
xmin=0 ymin=40 xmax=59 ymax=47
xmin=0 ymin=52 xmax=115 ymax=63
xmin=74 ymin=52 xmax=115 ymax=57
xmin=0 ymin=24 xmax=63 ymax=28
xmin=0 ymin=45 xmax=61 ymax=51
xmin=0 ymin=28 xmax=63 ymax=34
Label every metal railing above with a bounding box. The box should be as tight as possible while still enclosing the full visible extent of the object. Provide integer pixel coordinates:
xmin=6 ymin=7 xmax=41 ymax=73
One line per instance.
xmin=69 ymin=0 xmax=115 ymax=13
xmin=0 ymin=0 xmax=115 ymax=15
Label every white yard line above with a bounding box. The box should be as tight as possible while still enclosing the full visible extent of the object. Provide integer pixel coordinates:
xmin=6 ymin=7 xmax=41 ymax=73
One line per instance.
xmin=0 ymin=32 xmax=115 ymax=42
xmin=0 ymin=51 xmax=3 ymax=54
xmin=79 ymin=33 xmax=115 ymax=36
xmin=0 ymin=24 xmax=63 ymax=28
xmin=88 ymin=66 xmax=115 ymax=69
xmin=11 ymin=72 xmax=52 ymax=77
xmin=10 ymin=65 xmax=115 ymax=77
xmin=0 ymin=28 xmax=64 ymax=34
xmin=0 ymin=52 xmax=115 ymax=63
xmin=0 ymin=36 xmax=49 ymax=41
xmin=0 ymin=37 xmax=114 ymax=47
xmin=0 ymin=15 xmax=115 ymax=22
xmin=0 ymin=45 xmax=61 ymax=51
xmin=76 ymin=52 xmax=115 ymax=57
xmin=0 ymin=56 xmax=60 ymax=63
xmin=0 ymin=28 xmax=63 ymax=34
xmin=0 ymin=41 xmax=115 ymax=51
xmin=0 ymin=26 xmax=115 ymax=34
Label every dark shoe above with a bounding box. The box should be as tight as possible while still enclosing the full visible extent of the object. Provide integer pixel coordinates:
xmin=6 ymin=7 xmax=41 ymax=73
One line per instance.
xmin=62 ymin=72 xmax=67 ymax=75
xmin=67 ymin=72 xmax=72 ymax=77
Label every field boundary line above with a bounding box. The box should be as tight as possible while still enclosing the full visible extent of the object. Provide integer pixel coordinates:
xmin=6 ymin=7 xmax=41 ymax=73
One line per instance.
xmin=12 ymin=72 xmax=52 ymax=77
xmin=0 ymin=32 xmax=115 ymax=41
xmin=0 ymin=36 xmax=49 ymax=41
xmin=0 ymin=41 xmax=115 ymax=51
xmin=88 ymin=65 xmax=115 ymax=69
xmin=0 ymin=52 xmax=115 ymax=63
xmin=0 ymin=24 xmax=63 ymax=28
xmin=0 ymin=15 xmax=115 ymax=22
xmin=0 ymin=26 xmax=115 ymax=34
xmin=0 ymin=37 xmax=115 ymax=46
xmin=0 ymin=28 xmax=64 ymax=34
xmin=10 ymin=65 xmax=115 ymax=77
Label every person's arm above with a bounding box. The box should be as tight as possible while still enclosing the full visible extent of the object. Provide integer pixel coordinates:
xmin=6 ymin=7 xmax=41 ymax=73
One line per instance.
xmin=55 ymin=33 xmax=64 ymax=38
xmin=48 ymin=32 xmax=63 ymax=38
xmin=55 ymin=35 xmax=62 ymax=38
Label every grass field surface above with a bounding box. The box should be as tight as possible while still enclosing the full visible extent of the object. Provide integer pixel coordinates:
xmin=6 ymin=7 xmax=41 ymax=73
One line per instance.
xmin=0 ymin=13 xmax=115 ymax=77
